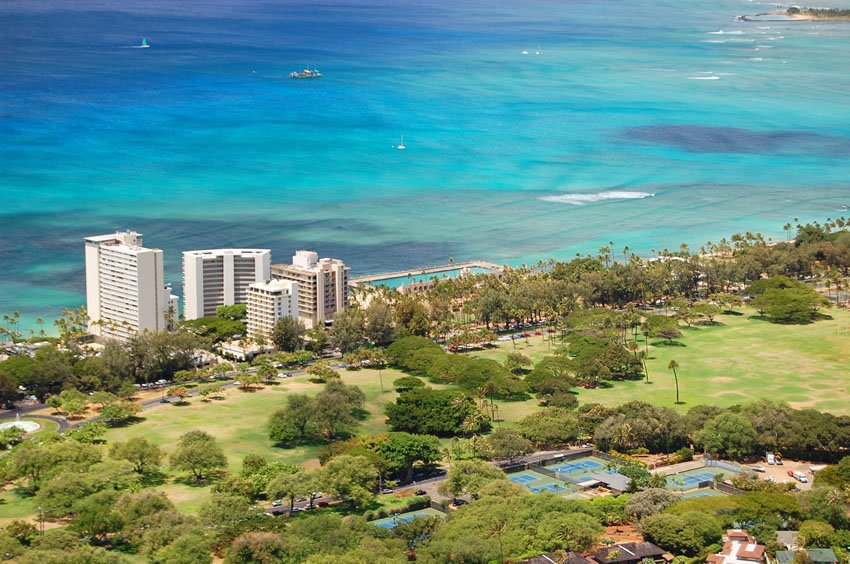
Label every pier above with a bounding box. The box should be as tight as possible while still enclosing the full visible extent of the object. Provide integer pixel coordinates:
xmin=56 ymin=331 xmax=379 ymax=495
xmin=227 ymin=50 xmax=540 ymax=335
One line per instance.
xmin=349 ymin=260 xmax=504 ymax=285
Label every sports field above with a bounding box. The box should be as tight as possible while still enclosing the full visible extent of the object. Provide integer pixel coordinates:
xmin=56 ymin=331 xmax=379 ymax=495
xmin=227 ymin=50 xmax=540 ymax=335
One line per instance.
xmin=665 ymin=466 xmax=738 ymax=492
xmin=542 ymin=456 xmax=609 ymax=483
xmin=476 ymin=307 xmax=850 ymax=414
xmin=508 ymin=469 xmax=575 ymax=495
xmin=372 ymin=507 xmax=445 ymax=529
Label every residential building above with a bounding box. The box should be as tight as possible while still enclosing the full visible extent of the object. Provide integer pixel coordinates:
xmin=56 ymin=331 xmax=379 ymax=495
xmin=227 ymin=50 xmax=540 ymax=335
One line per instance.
xmin=589 ymin=542 xmax=668 ymax=564
xmin=246 ymin=280 xmax=298 ymax=340
xmin=519 ymin=553 xmax=594 ymax=564
xmin=84 ymin=230 xmax=172 ymax=341
xmin=182 ymin=249 xmax=271 ymax=319
xmin=270 ymin=250 xmax=349 ymax=328
xmin=707 ymin=530 xmax=766 ymax=564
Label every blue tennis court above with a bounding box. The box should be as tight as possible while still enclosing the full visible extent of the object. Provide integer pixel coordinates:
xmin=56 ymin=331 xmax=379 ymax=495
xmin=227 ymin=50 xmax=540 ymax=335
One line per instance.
xmin=546 ymin=458 xmax=606 ymax=475
xmin=530 ymin=483 xmax=568 ymax=494
xmin=666 ymin=465 xmax=739 ymax=491
xmin=372 ymin=508 xmax=445 ymax=529
xmin=509 ymin=472 xmax=540 ymax=485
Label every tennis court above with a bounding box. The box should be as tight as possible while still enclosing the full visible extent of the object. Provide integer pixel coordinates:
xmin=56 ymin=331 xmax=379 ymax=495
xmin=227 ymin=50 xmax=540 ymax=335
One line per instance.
xmin=680 ymin=489 xmax=728 ymax=499
xmin=508 ymin=469 xmax=575 ymax=495
xmin=542 ymin=456 xmax=610 ymax=484
xmin=372 ymin=507 xmax=445 ymax=529
xmin=666 ymin=465 xmax=738 ymax=491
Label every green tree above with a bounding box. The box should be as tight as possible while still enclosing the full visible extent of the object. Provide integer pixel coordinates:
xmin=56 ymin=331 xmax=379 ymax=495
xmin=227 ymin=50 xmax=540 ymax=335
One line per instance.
xmin=170 ymin=430 xmax=227 ymax=480
xmin=268 ymin=394 xmax=316 ymax=446
xmin=270 ymin=316 xmax=305 ymax=352
xmin=319 ymin=454 xmax=378 ymax=509
xmin=266 ymin=469 xmax=311 ymax=513
xmin=505 ymin=352 xmax=533 ymax=374
xmin=667 ymin=360 xmax=681 ymax=404
xmin=798 ymin=519 xmax=835 ymax=548
xmin=216 ymin=304 xmax=247 ymax=321
xmin=110 ymin=436 xmax=164 ymax=474
xmin=329 ymin=307 xmax=367 ymax=353
xmin=486 ymin=428 xmax=533 ymax=463
xmin=385 ymin=388 xmax=490 ymax=436
xmin=364 ymin=299 xmax=395 ymax=345
xmin=438 ymin=459 xmax=507 ymax=501
xmin=537 ymin=512 xmax=604 ymax=552
xmin=515 ymin=408 xmax=580 ymax=449
xmin=696 ymin=413 xmax=759 ymax=459
xmin=153 ymin=533 xmax=212 ymax=564
xmin=98 ymin=399 xmax=142 ymax=426
xmin=624 ymin=488 xmax=679 ymax=522
xmin=225 ymin=532 xmax=287 ymax=564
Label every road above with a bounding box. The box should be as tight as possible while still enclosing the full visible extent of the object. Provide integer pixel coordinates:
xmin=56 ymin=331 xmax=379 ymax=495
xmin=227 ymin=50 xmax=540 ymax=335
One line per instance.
xmin=0 ymin=354 xmax=342 ymax=428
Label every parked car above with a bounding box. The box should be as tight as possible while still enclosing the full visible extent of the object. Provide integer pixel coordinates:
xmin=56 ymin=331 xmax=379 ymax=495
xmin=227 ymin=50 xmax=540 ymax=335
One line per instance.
xmin=787 ymin=470 xmax=795 ymax=478
xmin=793 ymin=470 xmax=808 ymax=483
xmin=381 ymin=488 xmax=395 ymax=494
xmin=317 ymin=501 xmax=329 ymax=508
xmin=766 ymin=453 xmax=776 ymax=465
xmin=271 ymin=509 xmax=284 ymax=516
xmin=272 ymin=500 xmax=283 ymax=507
xmin=415 ymin=489 xmax=427 ymax=496
xmin=749 ymin=466 xmax=766 ymax=473
xmin=534 ymin=330 xmax=543 ymax=335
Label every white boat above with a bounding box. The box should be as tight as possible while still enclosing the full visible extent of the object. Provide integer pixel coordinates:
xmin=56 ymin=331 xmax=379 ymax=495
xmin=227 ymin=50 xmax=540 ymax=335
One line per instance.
xmin=536 ymin=45 xmax=543 ymax=55
xmin=396 ymin=135 xmax=406 ymax=150
xmin=521 ymin=50 xmax=529 ymax=55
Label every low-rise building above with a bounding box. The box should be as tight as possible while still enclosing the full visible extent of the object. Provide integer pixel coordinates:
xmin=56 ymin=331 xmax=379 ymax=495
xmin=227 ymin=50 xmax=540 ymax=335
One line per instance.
xmin=776 ymin=549 xmax=838 ymax=564
xmin=589 ymin=542 xmax=667 ymax=564
xmin=246 ymin=279 xmax=298 ymax=341
xmin=707 ymin=530 xmax=766 ymax=564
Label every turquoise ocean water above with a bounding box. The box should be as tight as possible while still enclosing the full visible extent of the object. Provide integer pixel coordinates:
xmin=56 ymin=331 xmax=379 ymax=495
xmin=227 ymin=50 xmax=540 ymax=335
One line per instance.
xmin=1 ymin=0 xmax=849 ymax=331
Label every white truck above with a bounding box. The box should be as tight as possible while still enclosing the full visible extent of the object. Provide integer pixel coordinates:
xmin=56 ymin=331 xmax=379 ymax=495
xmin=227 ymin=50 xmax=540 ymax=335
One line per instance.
xmin=793 ymin=470 xmax=808 ymax=483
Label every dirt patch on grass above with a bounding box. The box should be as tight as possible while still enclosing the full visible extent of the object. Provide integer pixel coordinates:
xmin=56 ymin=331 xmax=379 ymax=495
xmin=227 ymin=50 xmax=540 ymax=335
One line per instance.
xmin=789 ymin=400 xmax=820 ymax=409
xmin=710 ymin=377 xmax=736 ymax=383
xmin=603 ymin=523 xmax=644 ymax=543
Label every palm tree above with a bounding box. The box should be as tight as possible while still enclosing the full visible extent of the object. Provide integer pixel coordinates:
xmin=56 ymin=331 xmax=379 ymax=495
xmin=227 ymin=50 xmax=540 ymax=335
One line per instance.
xmin=487 ymin=520 xmax=508 ymax=564
xmin=668 ymin=360 xmax=681 ymax=404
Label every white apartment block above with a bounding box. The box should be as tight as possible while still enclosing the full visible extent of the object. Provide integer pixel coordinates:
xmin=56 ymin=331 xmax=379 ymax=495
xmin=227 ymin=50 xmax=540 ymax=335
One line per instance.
xmin=246 ymin=280 xmax=299 ymax=340
xmin=270 ymin=250 xmax=349 ymax=329
xmin=182 ymin=249 xmax=271 ymax=320
xmin=84 ymin=230 xmax=172 ymax=341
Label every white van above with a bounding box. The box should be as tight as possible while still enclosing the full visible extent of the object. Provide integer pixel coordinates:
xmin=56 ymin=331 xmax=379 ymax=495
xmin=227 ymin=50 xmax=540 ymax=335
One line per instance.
xmin=793 ymin=471 xmax=808 ymax=483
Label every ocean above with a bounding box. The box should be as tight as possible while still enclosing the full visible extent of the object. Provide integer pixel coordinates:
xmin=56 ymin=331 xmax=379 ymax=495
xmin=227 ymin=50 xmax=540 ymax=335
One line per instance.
xmin=1 ymin=0 xmax=849 ymax=331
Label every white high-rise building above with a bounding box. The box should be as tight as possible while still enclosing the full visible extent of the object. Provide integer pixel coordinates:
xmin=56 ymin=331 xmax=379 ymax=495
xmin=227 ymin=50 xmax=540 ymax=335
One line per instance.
xmin=182 ymin=249 xmax=271 ymax=320
xmin=271 ymin=250 xmax=349 ymax=329
xmin=84 ymin=230 xmax=173 ymax=341
xmin=246 ymin=280 xmax=299 ymax=340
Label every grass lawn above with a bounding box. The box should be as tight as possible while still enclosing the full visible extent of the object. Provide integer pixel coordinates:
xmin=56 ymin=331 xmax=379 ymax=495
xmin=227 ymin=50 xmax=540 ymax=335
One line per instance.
xmin=99 ymin=367 xmax=414 ymax=514
xmin=0 ymin=486 xmax=36 ymax=526
xmin=475 ymin=306 xmax=850 ymax=414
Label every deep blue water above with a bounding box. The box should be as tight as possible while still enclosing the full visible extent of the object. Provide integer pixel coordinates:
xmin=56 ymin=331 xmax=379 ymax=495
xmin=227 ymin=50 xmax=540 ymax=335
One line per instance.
xmin=1 ymin=0 xmax=850 ymax=330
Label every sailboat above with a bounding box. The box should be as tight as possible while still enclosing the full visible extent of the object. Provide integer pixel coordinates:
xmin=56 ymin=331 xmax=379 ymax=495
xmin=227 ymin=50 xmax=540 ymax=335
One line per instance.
xmin=536 ymin=45 xmax=543 ymax=55
xmin=395 ymin=135 xmax=406 ymax=151
xmin=140 ymin=38 xmax=150 ymax=49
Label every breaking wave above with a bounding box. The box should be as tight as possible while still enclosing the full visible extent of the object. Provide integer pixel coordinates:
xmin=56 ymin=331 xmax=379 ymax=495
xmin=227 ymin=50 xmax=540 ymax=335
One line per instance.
xmin=540 ymin=190 xmax=656 ymax=205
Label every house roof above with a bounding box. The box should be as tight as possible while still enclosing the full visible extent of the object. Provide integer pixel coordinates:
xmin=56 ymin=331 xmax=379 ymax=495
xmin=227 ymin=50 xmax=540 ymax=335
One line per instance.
xmin=589 ymin=471 xmax=631 ymax=492
xmin=518 ymin=552 xmax=594 ymax=564
xmin=590 ymin=542 xmax=666 ymax=563
xmin=776 ymin=531 xmax=799 ymax=550
xmin=776 ymin=550 xmax=838 ymax=564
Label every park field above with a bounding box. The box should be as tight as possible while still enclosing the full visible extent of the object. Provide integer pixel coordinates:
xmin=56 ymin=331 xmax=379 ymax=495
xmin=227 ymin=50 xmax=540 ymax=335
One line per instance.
xmin=476 ymin=305 xmax=850 ymax=414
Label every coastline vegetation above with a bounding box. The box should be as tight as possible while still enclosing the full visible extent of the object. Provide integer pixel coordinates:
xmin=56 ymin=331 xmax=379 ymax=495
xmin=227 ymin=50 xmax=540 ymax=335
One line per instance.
xmin=1 ymin=217 xmax=850 ymax=561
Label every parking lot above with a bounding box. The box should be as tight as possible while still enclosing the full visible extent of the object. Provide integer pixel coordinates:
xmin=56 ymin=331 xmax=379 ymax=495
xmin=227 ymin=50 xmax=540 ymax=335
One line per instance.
xmin=758 ymin=459 xmax=814 ymax=491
